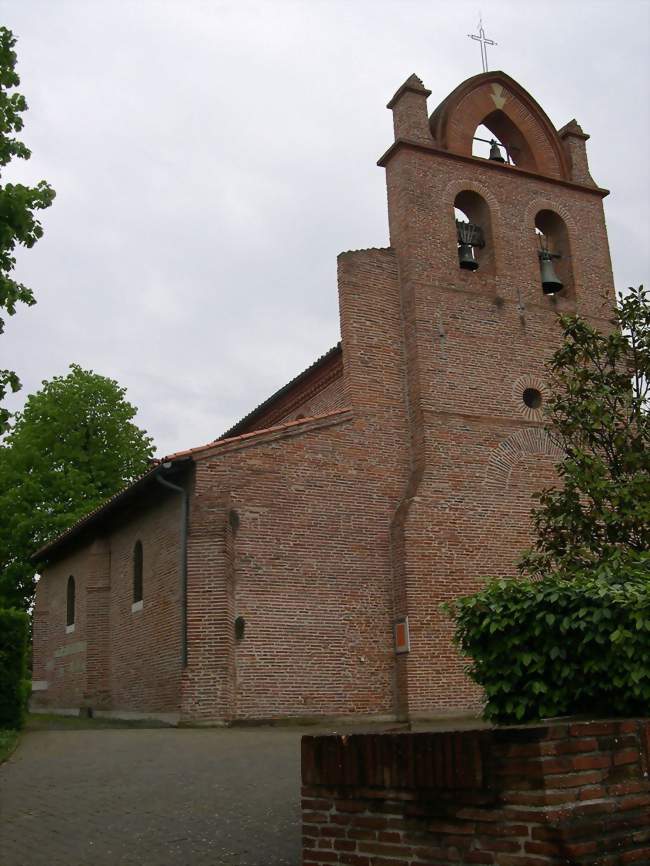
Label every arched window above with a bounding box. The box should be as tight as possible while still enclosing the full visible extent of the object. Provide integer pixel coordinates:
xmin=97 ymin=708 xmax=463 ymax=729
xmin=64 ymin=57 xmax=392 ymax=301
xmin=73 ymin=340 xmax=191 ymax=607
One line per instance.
xmin=534 ymin=210 xmax=573 ymax=295
xmin=454 ymin=190 xmax=494 ymax=273
xmin=133 ymin=540 xmax=143 ymax=604
xmin=66 ymin=576 xmax=75 ymax=629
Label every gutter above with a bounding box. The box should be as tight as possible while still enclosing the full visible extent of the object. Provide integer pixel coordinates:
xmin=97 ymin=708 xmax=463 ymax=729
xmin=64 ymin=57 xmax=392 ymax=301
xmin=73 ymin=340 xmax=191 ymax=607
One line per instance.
xmin=156 ymin=465 xmax=189 ymax=667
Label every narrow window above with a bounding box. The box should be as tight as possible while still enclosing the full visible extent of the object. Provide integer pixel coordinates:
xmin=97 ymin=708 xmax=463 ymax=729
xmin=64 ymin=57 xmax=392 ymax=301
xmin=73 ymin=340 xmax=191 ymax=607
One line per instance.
xmin=66 ymin=576 xmax=75 ymax=630
xmin=454 ymin=190 xmax=494 ymax=273
xmin=133 ymin=540 xmax=143 ymax=606
xmin=534 ymin=210 xmax=573 ymax=296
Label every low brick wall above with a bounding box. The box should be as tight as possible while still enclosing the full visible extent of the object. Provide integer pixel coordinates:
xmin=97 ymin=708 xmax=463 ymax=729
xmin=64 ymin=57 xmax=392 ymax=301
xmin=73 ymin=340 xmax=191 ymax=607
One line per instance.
xmin=301 ymin=720 xmax=650 ymax=865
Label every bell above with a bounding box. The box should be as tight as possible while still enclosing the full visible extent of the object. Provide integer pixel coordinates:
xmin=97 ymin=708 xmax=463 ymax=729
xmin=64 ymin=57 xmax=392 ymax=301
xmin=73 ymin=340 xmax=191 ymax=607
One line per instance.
xmin=489 ymin=140 xmax=505 ymax=163
xmin=458 ymin=242 xmax=479 ymax=271
xmin=539 ymin=251 xmax=563 ymax=294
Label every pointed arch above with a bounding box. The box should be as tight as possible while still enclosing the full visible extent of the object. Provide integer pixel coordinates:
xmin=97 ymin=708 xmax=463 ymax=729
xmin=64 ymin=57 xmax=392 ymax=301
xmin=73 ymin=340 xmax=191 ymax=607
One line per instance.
xmin=479 ymin=109 xmax=538 ymax=170
xmin=430 ymin=72 xmax=570 ymax=180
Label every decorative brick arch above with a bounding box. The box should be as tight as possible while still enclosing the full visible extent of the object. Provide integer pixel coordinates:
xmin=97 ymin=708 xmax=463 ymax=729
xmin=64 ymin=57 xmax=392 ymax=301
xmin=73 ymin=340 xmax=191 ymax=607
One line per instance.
xmin=443 ymin=178 xmax=501 ymax=219
xmin=484 ymin=428 xmax=562 ymax=487
xmin=524 ymin=197 xmax=577 ymax=236
xmin=430 ymin=72 xmax=570 ymax=181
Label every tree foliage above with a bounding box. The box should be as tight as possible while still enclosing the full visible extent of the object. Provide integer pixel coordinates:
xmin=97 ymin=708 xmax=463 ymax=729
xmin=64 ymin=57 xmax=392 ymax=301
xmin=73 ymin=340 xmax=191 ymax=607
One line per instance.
xmin=0 ymin=365 xmax=155 ymax=610
xmin=0 ymin=607 xmax=29 ymax=729
xmin=522 ymin=285 xmax=649 ymax=576
xmin=0 ymin=26 xmax=55 ymax=432
xmin=447 ymin=287 xmax=650 ymax=723
xmin=447 ymin=564 xmax=649 ymax=724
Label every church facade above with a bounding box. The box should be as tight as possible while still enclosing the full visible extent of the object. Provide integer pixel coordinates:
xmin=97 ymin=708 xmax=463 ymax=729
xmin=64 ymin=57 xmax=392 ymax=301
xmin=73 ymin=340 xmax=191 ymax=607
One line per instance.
xmin=31 ymin=71 xmax=615 ymax=724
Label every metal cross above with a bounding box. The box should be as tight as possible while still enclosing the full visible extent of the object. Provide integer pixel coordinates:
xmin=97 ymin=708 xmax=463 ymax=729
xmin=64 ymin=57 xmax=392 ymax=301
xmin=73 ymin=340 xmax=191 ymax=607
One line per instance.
xmin=468 ymin=16 xmax=497 ymax=73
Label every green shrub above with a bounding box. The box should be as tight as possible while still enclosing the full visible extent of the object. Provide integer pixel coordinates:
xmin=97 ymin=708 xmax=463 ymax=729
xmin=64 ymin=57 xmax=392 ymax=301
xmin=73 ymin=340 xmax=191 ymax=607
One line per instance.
xmin=0 ymin=608 xmax=29 ymax=729
xmin=446 ymin=557 xmax=650 ymax=723
xmin=0 ymin=727 xmax=19 ymax=764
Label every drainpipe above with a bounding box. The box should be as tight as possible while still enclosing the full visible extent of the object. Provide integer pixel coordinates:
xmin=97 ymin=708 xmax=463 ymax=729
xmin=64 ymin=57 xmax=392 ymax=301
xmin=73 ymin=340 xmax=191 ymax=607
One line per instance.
xmin=156 ymin=465 xmax=189 ymax=667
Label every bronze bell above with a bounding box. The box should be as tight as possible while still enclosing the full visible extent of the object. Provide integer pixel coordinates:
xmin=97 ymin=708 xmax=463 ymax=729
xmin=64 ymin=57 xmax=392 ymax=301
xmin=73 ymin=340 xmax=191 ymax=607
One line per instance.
xmin=539 ymin=250 xmax=564 ymax=294
xmin=489 ymin=139 xmax=505 ymax=163
xmin=458 ymin=243 xmax=479 ymax=270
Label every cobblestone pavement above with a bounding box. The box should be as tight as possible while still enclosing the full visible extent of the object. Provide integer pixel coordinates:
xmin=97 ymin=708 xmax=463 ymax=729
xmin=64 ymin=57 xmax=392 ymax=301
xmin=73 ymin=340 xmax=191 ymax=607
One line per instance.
xmin=0 ymin=727 xmax=306 ymax=866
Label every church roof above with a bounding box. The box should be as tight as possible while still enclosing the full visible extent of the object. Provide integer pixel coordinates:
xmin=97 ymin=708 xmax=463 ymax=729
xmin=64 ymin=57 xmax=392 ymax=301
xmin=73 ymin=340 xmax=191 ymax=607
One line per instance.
xmin=161 ymin=406 xmax=351 ymax=463
xmin=32 ymin=343 xmax=345 ymax=563
xmin=217 ymin=342 xmax=342 ymax=440
xmin=31 ymin=459 xmax=184 ymax=562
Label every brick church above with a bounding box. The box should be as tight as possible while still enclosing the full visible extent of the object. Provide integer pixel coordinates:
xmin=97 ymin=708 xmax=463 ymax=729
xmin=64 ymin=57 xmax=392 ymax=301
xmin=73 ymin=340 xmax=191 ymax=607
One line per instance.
xmin=31 ymin=70 xmax=614 ymax=724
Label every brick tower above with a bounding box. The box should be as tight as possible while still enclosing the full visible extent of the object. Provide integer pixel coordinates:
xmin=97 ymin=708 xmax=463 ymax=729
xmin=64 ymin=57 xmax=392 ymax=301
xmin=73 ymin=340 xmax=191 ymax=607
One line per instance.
xmin=341 ymin=71 xmax=615 ymax=718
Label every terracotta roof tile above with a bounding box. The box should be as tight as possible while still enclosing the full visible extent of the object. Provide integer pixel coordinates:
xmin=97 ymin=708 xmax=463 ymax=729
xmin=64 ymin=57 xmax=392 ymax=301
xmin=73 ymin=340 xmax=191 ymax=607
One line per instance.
xmin=337 ymin=246 xmax=392 ymax=257
xmin=163 ymin=407 xmax=352 ymax=462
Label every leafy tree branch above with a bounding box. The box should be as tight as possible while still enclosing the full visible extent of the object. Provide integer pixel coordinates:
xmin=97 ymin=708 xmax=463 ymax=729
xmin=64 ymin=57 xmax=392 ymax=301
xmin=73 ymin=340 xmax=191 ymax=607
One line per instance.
xmin=521 ymin=285 xmax=649 ymax=576
xmin=0 ymin=26 xmax=55 ymax=432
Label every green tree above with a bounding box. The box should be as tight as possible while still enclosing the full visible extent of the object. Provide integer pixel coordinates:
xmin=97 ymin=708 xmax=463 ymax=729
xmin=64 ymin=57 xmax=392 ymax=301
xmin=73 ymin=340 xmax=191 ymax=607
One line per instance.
xmin=0 ymin=365 xmax=155 ymax=610
xmin=521 ymin=284 xmax=649 ymax=578
xmin=0 ymin=26 xmax=55 ymax=432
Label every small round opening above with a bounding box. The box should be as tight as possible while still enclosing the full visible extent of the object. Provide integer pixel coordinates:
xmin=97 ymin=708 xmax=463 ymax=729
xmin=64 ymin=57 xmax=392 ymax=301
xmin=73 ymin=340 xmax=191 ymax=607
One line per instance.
xmin=523 ymin=388 xmax=542 ymax=409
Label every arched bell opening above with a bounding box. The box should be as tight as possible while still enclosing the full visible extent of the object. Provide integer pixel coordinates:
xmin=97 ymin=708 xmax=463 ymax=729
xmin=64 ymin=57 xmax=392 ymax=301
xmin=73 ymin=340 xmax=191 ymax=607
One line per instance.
xmin=453 ymin=190 xmax=495 ymax=274
xmin=472 ymin=110 xmax=538 ymax=171
xmin=472 ymin=124 xmax=509 ymax=163
xmin=534 ymin=209 xmax=573 ymax=296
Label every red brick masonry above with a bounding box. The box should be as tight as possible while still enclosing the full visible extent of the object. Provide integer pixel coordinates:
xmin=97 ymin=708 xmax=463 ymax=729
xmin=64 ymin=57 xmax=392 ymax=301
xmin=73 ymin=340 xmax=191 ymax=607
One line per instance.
xmin=301 ymin=720 xmax=650 ymax=865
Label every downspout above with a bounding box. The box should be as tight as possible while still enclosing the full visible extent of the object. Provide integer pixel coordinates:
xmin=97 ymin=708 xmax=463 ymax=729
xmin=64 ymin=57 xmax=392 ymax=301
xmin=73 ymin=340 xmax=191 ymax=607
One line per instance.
xmin=156 ymin=465 xmax=189 ymax=667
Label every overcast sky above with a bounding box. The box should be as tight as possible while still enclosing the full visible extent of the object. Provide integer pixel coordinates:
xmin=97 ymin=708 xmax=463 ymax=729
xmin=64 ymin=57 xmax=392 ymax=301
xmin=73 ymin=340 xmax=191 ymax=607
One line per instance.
xmin=1 ymin=0 xmax=649 ymax=457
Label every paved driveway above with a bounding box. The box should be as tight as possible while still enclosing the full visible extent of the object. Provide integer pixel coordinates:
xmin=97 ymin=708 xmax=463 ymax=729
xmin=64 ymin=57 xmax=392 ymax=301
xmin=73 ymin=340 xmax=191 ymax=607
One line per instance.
xmin=0 ymin=727 xmax=305 ymax=866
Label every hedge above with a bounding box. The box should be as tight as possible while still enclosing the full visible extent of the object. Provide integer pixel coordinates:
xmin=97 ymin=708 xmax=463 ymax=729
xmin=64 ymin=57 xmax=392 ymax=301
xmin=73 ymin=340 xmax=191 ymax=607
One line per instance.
xmin=446 ymin=563 xmax=650 ymax=723
xmin=0 ymin=608 xmax=30 ymax=729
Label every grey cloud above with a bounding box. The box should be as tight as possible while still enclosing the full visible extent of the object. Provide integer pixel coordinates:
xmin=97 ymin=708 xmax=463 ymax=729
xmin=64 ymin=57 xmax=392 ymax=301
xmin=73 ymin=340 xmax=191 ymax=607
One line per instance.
xmin=1 ymin=0 xmax=648 ymax=456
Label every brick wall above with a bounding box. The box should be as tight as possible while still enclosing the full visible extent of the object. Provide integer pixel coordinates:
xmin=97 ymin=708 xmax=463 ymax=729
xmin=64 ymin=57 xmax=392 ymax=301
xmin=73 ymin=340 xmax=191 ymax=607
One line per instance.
xmin=106 ymin=491 xmax=183 ymax=715
xmin=301 ymin=720 xmax=650 ymax=865
xmin=32 ymin=545 xmax=91 ymax=710
xmin=32 ymin=486 xmax=184 ymax=717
